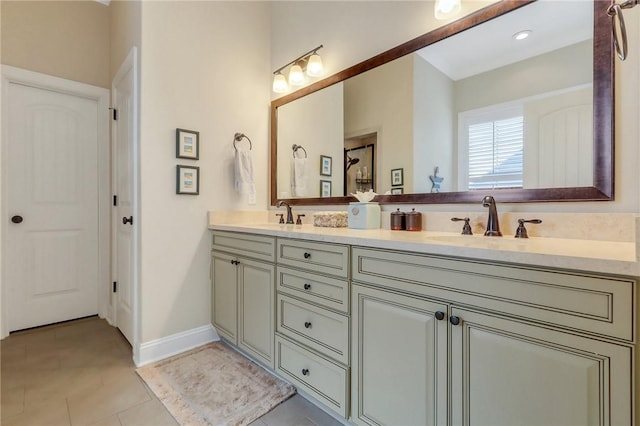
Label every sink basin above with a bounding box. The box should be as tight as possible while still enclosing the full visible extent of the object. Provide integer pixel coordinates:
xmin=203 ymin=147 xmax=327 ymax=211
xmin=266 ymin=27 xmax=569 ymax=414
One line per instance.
xmin=425 ymin=234 xmax=530 ymax=248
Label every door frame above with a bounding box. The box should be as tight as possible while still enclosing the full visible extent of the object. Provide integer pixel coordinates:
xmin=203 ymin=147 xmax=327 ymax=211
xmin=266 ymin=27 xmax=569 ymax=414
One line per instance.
xmin=0 ymin=65 xmax=111 ymax=338
xmin=111 ymin=47 xmax=141 ymax=361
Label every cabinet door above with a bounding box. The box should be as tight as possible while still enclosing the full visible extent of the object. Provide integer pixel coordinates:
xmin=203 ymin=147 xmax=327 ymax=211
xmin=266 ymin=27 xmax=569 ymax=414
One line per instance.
xmin=450 ymin=306 xmax=632 ymax=426
xmin=352 ymin=284 xmax=448 ymax=426
xmin=238 ymin=258 xmax=275 ymax=368
xmin=211 ymin=252 xmax=238 ymax=343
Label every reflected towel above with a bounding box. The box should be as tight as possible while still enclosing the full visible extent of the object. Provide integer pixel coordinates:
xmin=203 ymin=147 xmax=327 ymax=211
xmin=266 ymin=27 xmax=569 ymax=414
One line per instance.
xmin=292 ymin=158 xmax=308 ymax=197
xmin=235 ymin=149 xmax=256 ymax=205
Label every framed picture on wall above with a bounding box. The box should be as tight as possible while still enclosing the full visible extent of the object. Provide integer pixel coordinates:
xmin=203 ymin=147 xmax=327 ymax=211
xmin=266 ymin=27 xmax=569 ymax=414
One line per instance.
xmin=176 ymin=165 xmax=200 ymax=195
xmin=391 ymin=187 xmax=404 ymax=195
xmin=320 ymin=180 xmax=332 ymax=197
xmin=320 ymin=155 xmax=332 ymax=176
xmin=176 ymin=128 xmax=199 ymax=160
xmin=391 ymin=168 xmax=404 ymax=186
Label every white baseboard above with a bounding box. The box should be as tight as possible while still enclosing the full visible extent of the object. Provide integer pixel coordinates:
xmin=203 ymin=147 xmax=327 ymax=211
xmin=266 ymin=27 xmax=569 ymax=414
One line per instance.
xmin=135 ymin=324 xmax=220 ymax=367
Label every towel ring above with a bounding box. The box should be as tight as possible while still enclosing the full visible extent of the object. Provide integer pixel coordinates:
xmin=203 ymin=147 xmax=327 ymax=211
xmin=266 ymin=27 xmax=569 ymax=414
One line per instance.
xmin=233 ymin=133 xmax=252 ymax=151
xmin=292 ymin=144 xmax=307 ymax=158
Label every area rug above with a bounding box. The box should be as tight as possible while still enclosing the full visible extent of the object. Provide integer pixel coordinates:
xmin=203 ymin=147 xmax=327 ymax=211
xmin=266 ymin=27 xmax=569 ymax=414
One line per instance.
xmin=136 ymin=342 xmax=296 ymax=426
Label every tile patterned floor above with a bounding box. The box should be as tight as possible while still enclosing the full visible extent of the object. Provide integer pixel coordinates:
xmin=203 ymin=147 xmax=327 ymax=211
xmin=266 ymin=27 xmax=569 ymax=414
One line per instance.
xmin=0 ymin=317 xmax=341 ymax=426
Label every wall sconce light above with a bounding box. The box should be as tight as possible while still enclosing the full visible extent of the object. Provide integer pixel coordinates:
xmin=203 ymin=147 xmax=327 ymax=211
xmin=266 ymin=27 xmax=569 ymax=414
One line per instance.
xmin=434 ymin=0 xmax=461 ymax=20
xmin=272 ymin=45 xmax=324 ymax=93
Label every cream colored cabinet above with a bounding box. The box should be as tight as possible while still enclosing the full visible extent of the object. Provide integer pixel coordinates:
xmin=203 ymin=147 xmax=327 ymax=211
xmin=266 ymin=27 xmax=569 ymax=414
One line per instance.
xmin=274 ymin=238 xmax=351 ymax=418
xmin=450 ymin=306 xmax=633 ymax=426
xmin=351 ymin=247 xmax=635 ymax=426
xmin=351 ymin=284 xmax=448 ymax=426
xmin=211 ymin=231 xmax=275 ymax=368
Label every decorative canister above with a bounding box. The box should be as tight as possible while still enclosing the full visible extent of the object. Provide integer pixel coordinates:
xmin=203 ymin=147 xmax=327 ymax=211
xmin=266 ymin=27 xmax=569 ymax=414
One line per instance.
xmin=405 ymin=208 xmax=423 ymax=231
xmin=390 ymin=208 xmax=406 ymax=230
xmin=347 ymin=202 xmax=381 ymax=229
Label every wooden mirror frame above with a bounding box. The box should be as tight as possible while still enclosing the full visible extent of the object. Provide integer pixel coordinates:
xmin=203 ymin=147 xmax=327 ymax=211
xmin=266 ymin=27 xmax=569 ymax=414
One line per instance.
xmin=270 ymin=0 xmax=613 ymax=206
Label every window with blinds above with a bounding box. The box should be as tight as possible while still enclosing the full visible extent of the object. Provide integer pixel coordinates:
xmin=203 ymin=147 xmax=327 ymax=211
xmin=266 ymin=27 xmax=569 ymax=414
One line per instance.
xmin=467 ymin=115 xmax=524 ymax=190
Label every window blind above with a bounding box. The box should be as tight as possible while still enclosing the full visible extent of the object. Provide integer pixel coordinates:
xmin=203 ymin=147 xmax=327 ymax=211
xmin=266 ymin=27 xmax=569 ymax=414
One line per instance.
xmin=467 ymin=116 xmax=523 ymax=190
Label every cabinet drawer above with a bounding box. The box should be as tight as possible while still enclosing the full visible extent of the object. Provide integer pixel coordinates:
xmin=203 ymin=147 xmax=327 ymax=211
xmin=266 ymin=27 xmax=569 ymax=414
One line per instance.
xmin=212 ymin=231 xmax=275 ymax=262
xmin=277 ymin=294 xmax=349 ymax=365
xmin=277 ymin=266 xmax=349 ymax=313
xmin=353 ymin=247 xmax=635 ymax=341
xmin=275 ymin=335 xmax=349 ymax=418
xmin=277 ymin=238 xmax=349 ymax=278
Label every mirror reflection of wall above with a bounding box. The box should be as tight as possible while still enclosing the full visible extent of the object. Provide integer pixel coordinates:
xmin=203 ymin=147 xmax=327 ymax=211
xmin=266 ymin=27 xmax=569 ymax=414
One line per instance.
xmin=344 ymin=135 xmax=376 ymax=194
xmin=277 ymin=83 xmax=344 ymax=198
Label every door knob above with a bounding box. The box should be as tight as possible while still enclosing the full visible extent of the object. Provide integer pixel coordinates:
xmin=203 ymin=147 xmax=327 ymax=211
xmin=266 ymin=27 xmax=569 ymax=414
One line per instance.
xmin=10 ymin=215 xmax=23 ymax=224
xmin=122 ymin=216 xmax=133 ymax=225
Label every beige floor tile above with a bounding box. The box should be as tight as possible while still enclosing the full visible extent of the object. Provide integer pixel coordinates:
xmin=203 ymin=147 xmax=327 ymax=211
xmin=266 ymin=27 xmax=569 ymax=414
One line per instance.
xmin=1 ymin=397 xmax=70 ymax=426
xmin=87 ymin=414 xmax=122 ymax=426
xmin=23 ymin=367 xmax=103 ymax=407
xmin=117 ymin=399 xmax=178 ymax=426
xmin=67 ymin=371 xmax=151 ymax=425
xmin=1 ymin=386 xmax=25 ymax=419
xmin=260 ymin=395 xmax=341 ymax=426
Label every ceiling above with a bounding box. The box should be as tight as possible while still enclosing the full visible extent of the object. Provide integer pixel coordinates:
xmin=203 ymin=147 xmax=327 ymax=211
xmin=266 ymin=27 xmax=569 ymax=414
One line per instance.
xmin=418 ymin=0 xmax=593 ymax=80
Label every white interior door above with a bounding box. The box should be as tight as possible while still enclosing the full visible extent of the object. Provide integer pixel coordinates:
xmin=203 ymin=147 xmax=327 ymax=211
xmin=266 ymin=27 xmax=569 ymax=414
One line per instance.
xmin=5 ymin=82 xmax=99 ymax=331
xmin=112 ymin=49 xmax=138 ymax=345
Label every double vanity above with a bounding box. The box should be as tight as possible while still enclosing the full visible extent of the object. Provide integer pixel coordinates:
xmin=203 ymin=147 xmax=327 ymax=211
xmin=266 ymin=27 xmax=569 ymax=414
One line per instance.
xmin=208 ymin=211 xmax=637 ymax=425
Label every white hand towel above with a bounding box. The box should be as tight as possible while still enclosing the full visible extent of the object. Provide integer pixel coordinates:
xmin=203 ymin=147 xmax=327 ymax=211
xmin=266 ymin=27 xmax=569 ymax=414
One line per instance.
xmin=292 ymin=157 xmax=308 ymax=197
xmin=235 ymin=149 xmax=256 ymax=205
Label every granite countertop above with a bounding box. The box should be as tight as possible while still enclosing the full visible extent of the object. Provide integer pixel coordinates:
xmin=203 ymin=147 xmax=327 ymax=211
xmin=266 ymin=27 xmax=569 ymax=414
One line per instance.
xmin=208 ymin=211 xmax=639 ymax=277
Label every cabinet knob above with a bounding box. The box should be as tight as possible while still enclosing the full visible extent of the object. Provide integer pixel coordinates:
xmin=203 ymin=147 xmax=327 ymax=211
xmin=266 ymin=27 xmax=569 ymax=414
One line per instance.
xmin=10 ymin=215 xmax=23 ymax=224
xmin=303 ymin=283 xmax=311 ymax=290
xmin=304 ymin=321 xmax=312 ymax=329
xmin=230 ymin=260 xmax=240 ymax=265
xmin=122 ymin=216 xmax=133 ymax=225
xmin=303 ymin=252 xmax=311 ymax=259
xmin=302 ymin=368 xmax=309 ymax=376
xmin=449 ymin=316 xmax=460 ymax=326
xmin=435 ymin=311 xmax=445 ymax=321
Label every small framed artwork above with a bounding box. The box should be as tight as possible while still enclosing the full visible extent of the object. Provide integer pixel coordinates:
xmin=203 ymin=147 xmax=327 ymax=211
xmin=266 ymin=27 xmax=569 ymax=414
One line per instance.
xmin=391 ymin=187 xmax=404 ymax=195
xmin=320 ymin=180 xmax=332 ymax=197
xmin=391 ymin=168 xmax=404 ymax=186
xmin=176 ymin=128 xmax=199 ymax=160
xmin=176 ymin=165 xmax=200 ymax=195
xmin=320 ymin=155 xmax=332 ymax=176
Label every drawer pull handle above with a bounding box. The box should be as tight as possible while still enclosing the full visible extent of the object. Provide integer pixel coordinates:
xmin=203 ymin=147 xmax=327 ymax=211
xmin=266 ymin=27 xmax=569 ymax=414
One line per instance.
xmin=449 ymin=316 xmax=460 ymax=326
xmin=303 ymin=252 xmax=311 ymax=259
xmin=230 ymin=260 xmax=240 ymax=265
xmin=304 ymin=322 xmax=312 ymax=329
xmin=303 ymin=283 xmax=311 ymax=290
xmin=435 ymin=311 xmax=445 ymax=321
xmin=302 ymin=368 xmax=309 ymax=376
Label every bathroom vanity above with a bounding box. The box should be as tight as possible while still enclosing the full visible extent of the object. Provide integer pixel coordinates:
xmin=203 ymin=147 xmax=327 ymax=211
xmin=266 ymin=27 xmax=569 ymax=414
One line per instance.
xmin=209 ymin=216 xmax=637 ymax=425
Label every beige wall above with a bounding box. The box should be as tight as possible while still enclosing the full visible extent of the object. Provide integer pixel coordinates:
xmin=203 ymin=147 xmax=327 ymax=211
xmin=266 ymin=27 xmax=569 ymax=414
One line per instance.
xmin=110 ymin=0 xmax=141 ymax=79
xmin=1 ymin=0 xmax=110 ymax=88
xmin=139 ymin=1 xmax=271 ymax=342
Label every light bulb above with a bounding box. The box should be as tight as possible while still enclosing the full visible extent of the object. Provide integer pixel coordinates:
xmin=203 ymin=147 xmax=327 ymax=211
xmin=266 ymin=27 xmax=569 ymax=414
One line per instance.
xmin=513 ymin=30 xmax=532 ymax=41
xmin=288 ymin=64 xmax=304 ymax=86
xmin=306 ymin=54 xmax=324 ymax=77
xmin=434 ymin=0 xmax=461 ymax=20
xmin=272 ymin=73 xmax=288 ymax=93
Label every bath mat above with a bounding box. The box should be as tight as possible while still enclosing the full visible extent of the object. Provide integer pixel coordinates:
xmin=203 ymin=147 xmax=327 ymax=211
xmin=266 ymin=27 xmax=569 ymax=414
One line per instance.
xmin=136 ymin=342 xmax=296 ymax=426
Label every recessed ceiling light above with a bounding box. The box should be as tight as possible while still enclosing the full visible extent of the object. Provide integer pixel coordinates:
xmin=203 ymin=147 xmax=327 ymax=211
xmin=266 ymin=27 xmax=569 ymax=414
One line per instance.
xmin=513 ymin=30 xmax=532 ymax=41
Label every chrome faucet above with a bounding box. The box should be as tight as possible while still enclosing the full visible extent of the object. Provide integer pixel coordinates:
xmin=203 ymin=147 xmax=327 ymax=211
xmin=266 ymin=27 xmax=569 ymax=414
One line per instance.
xmin=276 ymin=200 xmax=294 ymax=224
xmin=482 ymin=195 xmax=502 ymax=236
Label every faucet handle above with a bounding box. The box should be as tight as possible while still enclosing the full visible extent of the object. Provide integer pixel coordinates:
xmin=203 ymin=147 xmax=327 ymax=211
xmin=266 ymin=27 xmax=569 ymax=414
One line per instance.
xmin=276 ymin=213 xmax=284 ymax=224
xmin=451 ymin=217 xmax=473 ymax=235
xmin=515 ymin=218 xmax=542 ymax=238
xmin=296 ymin=214 xmax=305 ymax=225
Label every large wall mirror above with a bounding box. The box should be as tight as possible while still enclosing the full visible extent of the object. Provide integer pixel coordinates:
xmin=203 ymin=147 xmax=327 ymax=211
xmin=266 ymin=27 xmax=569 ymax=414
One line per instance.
xmin=270 ymin=0 xmax=613 ymax=205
